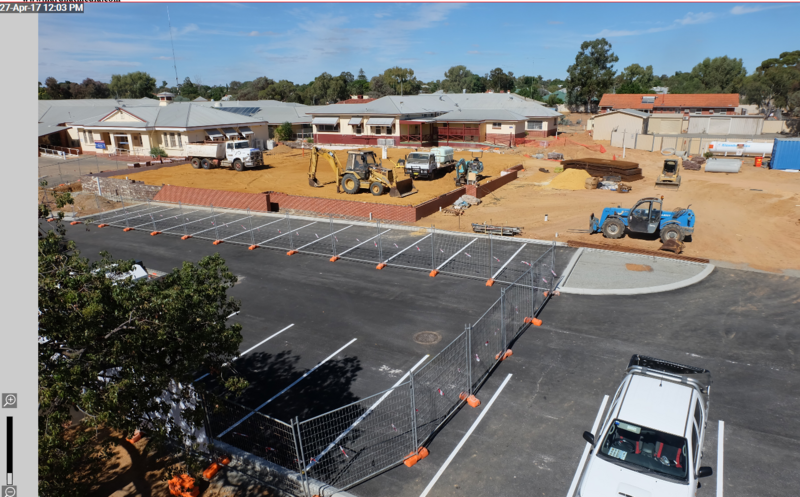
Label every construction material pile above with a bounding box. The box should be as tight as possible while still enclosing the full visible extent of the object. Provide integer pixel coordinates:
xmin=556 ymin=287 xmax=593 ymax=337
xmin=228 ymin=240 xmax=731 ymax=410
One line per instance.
xmin=453 ymin=194 xmax=481 ymax=210
xmin=547 ymin=168 xmax=592 ymax=190
xmin=548 ymin=152 xmax=564 ymax=160
xmin=682 ymin=156 xmax=706 ymax=171
xmin=472 ymin=223 xmax=522 ymax=236
xmin=561 ymin=158 xmax=644 ymax=181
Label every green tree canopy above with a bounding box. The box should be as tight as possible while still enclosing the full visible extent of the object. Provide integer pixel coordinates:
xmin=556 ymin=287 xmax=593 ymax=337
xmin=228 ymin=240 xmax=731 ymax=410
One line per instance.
xmin=488 ymin=67 xmax=515 ymax=92
xmin=566 ymin=38 xmax=619 ymax=110
xmin=108 ymin=71 xmax=157 ymax=99
xmin=689 ymin=56 xmax=747 ymax=93
xmin=616 ymin=64 xmax=657 ymax=94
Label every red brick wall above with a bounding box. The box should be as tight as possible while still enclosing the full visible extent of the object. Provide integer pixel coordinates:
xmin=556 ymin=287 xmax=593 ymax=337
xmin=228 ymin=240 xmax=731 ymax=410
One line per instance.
xmin=267 ymin=191 xmax=417 ymax=222
xmin=465 ymin=165 xmax=522 ymax=198
xmin=415 ymin=187 xmax=468 ymax=218
xmin=314 ymin=133 xmax=395 ymax=146
xmin=154 ymin=185 xmax=271 ymax=211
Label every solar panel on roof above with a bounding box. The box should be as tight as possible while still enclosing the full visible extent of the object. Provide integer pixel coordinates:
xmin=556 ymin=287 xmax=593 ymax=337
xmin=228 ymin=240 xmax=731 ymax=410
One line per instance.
xmin=215 ymin=107 xmax=260 ymax=116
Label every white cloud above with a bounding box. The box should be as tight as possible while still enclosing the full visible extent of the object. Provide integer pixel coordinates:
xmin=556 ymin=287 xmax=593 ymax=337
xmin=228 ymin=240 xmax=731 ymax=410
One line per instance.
xmin=730 ymin=5 xmax=777 ymax=15
xmin=246 ymin=30 xmax=279 ymax=37
xmin=675 ymin=12 xmax=715 ymax=25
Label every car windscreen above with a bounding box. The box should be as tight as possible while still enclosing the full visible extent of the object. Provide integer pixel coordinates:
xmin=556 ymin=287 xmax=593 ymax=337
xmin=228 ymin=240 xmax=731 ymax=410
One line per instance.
xmin=407 ymin=153 xmax=429 ymax=163
xmin=598 ymin=419 xmax=688 ymax=481
xmin=234 ymin=142 xmax=250 ymax=149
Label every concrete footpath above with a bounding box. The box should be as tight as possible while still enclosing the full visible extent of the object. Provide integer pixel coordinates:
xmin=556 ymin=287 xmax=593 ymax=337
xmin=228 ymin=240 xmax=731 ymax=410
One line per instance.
xmin=558 ymin=247 xmax=714 ymax=295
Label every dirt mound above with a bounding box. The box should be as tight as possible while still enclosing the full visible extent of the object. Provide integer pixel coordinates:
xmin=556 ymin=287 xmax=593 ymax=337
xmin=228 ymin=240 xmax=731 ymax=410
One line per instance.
xmin=547 ymin=169 xmax=591 ymax=190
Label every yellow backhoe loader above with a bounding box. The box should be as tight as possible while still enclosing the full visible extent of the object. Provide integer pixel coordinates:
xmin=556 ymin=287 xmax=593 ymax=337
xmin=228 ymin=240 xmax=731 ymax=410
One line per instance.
xmin=308 ymin=147 xmax=417 ymax=198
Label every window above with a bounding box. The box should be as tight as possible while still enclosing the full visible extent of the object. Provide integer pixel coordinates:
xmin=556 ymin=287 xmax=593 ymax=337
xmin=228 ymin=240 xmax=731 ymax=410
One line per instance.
xmin=709 ymin=109 xmax=715 ymax=115
xmin=169 ymin=133 xmax=176 ymax=147
xmin=527 ymin=120 xmax=543 ymax=131
xmin=176 ymin=134 xmax=183 ymax=147
xmin=492 ymin=122 xmax=502 ymax=129
xmin=691 ymin=425 xmax=699 ymax=466
xmin=354 ymin=125 xmax=362 ymax=135
xmin=598 ymin=419 xmax=688 ymax=481
xmin=373 ymin=126 xmax=382 ymax=135
xmin=226 ymin=143 xmax=233 ymax=150
xmin=316 ymin=124 xmax=339 ymax=133
xmin=693 ymin=400 xmax=702 ymax=428
xmin=693 ymin=109 xmax=701 ymax=115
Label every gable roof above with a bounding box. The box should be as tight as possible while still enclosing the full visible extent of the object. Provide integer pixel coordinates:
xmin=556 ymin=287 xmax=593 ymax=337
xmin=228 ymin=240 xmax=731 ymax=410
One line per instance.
xmin=594 ymin=108 xmax=650 ymax=119
xmin=70 ymin=103 xmax=267 ymax=129
xmin=434 ymin=109 xmax=528 ymax=122
xmin=599 ymin=93 xmax=740 ymax=110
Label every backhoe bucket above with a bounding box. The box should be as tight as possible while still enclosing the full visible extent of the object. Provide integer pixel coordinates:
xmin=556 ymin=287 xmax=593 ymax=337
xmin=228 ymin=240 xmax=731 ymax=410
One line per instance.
xmin=308 ymin=176 xmax=323 ymax=188
xmin=390 ymin=178 xmax=418 ymax=198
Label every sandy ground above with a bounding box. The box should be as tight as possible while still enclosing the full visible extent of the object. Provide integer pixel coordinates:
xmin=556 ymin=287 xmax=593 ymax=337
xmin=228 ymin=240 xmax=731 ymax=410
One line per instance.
xmin=420 ymin=132 xmax=800 ymax=273
xmin=111 ymin=145 xmax=525 ymax=206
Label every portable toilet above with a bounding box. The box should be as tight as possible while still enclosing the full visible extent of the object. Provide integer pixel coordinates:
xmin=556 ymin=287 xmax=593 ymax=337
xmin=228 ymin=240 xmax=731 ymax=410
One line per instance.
xmin=770 ymin=138 xmax=800 ymax=170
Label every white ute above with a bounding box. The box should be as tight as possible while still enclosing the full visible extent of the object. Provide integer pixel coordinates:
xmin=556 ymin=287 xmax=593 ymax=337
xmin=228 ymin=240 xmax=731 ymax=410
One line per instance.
xmin=577 ymin=355 xmax=713 ymax=497
xmin=185 ymin=140 xmax=263 ymax=172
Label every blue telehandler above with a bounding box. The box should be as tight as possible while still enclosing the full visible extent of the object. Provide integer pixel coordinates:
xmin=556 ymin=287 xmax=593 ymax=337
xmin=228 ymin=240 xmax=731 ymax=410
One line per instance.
xmin=589 ymin=196 xmax=695 ymax=243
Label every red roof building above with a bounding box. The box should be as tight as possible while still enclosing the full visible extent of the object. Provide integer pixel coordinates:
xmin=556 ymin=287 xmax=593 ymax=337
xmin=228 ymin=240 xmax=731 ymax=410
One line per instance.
xmin=599 ymin=94 xmax=740 ymax=115
xmin=339 ymin=96 xmax=377 ymax=104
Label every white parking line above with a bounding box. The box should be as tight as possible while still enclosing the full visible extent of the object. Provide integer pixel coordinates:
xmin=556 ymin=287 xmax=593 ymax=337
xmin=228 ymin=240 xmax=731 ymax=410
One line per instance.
xmin=435 ymin=238 xmax=476 ymax=271
xmin=566 ymin=395 xmax=610 ymax=497
xmin=217 ymin=338 xmax=357 ymax=438
xmin=490 ymin=243 xmax=527 ymax=281
xmin=293 ymin=225 xmax=353 ymax=252
xmin=256 ymin=221 xmax=317 ymax=245
xmin=308 ymin=354 xmax=430 ymax=470
xmin=419 ymin=373 xmax=513 ymax=497
xmin=336 ymin=230 xmax=391 ymax=256
xmin=717 ymin=420 xmax=724 ymax=497
xmin=193 ymin=323 xmax=293 ymax=383
xmin=381 ymin=234 xmax=432 ymax=265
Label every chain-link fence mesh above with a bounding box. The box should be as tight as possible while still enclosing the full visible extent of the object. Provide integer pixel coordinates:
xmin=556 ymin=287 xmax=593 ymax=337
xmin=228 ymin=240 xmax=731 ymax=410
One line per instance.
xmin=76 ymin=198 xmax=558 ymax=496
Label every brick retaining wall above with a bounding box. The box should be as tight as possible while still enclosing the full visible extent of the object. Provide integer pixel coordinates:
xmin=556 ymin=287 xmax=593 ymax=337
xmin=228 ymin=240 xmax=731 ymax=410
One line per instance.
xmin=154 ymin=185 xmax=271 ymax=211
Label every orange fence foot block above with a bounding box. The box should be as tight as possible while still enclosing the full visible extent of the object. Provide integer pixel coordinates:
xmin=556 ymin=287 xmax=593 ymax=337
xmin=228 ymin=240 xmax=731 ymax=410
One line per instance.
xmin=150 ymin=231 xmax=161 ymax=236
xmin=543 ymin=291 xmax=548 ymax=297
xmin=531 ymin=318 xmax=543 ymax=326
xmin=287 ymin=250 xmax=298 ymax=256
xmin=330 ymin=256 xmax=340 ymax=262
xmin=98 ymin=224 xmax=108 ymax=228
xmin=429 ymin=270 xmax=439 ymax=277
xmin=212 ymin=240 xmax=223 ymax=245
xmin=181 ymin=235 xmax=192 ymax=240
xmin=503 ymin=349 xmax=513 ymax=360
xmin=70 ymin=221 xmax=82 ymax=225
xmin=218 ymin=456 xmax=231 ymax=466
xmin=168 ymin=474 xmax=199 ymax=497
xmin=123 ymin=227 xmax=134 ymax=232
xmin=126 ymin=430 xmax=142 ymax=444
xmin=248 ymin=245 xmax=258 ymax=250
xmin=376 ymin=263 xmax=386 ymax=270
xmin=460 ymin=392 xmax=481 ymax=408
xmin=404 ymin=451 xmax=419 ymax=467
xmin=485 ymin=279 xmax=495 ymax=287
xmin=203 ymin=462 xmax=221 ymax=480
xmin=46 ymin=218 xmax=55 ymax=222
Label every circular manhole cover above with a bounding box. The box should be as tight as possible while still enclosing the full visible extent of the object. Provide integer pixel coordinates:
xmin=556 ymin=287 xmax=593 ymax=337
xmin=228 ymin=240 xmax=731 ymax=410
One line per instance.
xmin=414 ymin=331 xmax=441 ymax=345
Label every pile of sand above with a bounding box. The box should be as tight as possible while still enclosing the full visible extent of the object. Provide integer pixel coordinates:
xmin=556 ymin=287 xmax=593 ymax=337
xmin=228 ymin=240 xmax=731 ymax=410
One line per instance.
xmin=547 ymin=169 xmax=591 ymax=190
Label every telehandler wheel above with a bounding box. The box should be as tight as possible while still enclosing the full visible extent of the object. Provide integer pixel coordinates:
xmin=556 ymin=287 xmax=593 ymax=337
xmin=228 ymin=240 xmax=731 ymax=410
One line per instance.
xmin=660 ymin=224 xmax=685 ymax=243
xmin=370 ymin=182 xmax=385 ymax=196
xmin=601 ymin=218 xmax=626 ymax=239
xmin=233 ymin=159 xmax=244 ymax=172
xmin=342 ymin=173 xmax=360 ymax=194
xmin=201 ymin=159 xmax=212 ymax=170
xmin=191 ymin=158 xmax=201 ymax=169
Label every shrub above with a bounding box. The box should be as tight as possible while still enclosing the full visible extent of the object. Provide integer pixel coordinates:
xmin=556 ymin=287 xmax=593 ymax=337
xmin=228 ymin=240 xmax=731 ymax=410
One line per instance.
xmin=703 ymin=150 xmax=714 ymax=159
xmin=150 ymin=146 xmax=167 ymax=158
xmin=275 ymin=122 xmax=294 ymax=141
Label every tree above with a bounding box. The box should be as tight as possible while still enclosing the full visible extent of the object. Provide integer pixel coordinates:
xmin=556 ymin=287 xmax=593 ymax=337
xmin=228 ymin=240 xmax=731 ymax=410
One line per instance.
xmin=275 ymin=121 xmax=294 ymax=141
xmin=666 ymin=71 xmax=705 ymax=94
xmin=44 ymin=77 xmax=67 ymax=99
xmin=39 ymin=81 xmax=50 ymax=100
xmin=488 ymin=68 xmax=515 ymax=92
xmin=787 ymin=91 xmax=800 ymax=136
xmin=180 ymin=77 xmax=199 ymax=100
xmin=368 ymin=75 xmax=396 ymax=98
xmin=689 ymin=56 xmax=747 ymax=93
xmin=743 ymin=51 xmax=800 ymax=112
xmin=348 ymin=68 xmax=370 ymax=97
xmin=441 ymin=65 xmax=473 ymax=93
xmin=108 ymin=72 xmax=156 ymax=99
xmin=545 ymin=93 xmax=563 ymax=106
xmin=39 ymin=234 xmax=245 ymax=495
xmin=565 ymin=38 xmax=619 ymax=111
xmin=615 ymin=64 xmax=657 ymax=94
xmin=382 ymin=67 xmax=420 ymax=95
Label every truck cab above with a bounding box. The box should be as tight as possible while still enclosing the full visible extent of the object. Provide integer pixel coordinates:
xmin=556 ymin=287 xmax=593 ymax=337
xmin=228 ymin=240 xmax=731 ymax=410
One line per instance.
xmin=577 ymin=355 xmax=713 ymax=497
xmin=404 ymin=152 xmax=438 ymax=179
xmin=225 ymin=140 xmax=263 ymax=169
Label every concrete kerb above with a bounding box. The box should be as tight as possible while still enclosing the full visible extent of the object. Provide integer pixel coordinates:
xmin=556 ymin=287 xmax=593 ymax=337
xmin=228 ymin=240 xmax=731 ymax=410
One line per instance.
xmin=555 ymin=247 xmax=585 ymax=289
xmin=558 ymin=247 xmax=715 ymax=295
xmin=212 ymin=439 xmax=356 ymax=497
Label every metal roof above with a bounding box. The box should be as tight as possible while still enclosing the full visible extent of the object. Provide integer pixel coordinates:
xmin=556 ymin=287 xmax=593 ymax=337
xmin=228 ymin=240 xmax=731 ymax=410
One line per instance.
xmin=365 ymin=117 xmax=395 ymax=126
xmin=38 ymin=123 xmax=68 ymax=137
xmin=433 ymin=109 xmax=528 ymax=122
xmin=206 ymin=129 xmax=224 ymax=138
xmin=595 ymin=109 xmax=650 ymax=119
xmin=348 ymin=117 xmax=363 ymax=125
xmin=312 ymin=117 xmax=339 ymax=125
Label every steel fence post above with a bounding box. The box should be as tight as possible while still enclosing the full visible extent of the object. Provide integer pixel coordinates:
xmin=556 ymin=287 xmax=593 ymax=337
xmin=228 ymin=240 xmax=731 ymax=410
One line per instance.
xmin=288 ymin=212 xmax=294 ymax=250
xmin=329 ymin=216 xmax=336 ymax=258
xmin=57 ymin=162 xmax=64 ymax=185
xmin=121 ymin=196 xmax=129 ymax=228
xmin=378 ymin=220 xmax=383 ymax=262
xmin=212 ymin=204 xmax=220 ymax=241
xmin=501 ymin=288 xmax=507 ymax=351
xmin=466 ymin=324 xmax=472 ymax=396
xmin=551 ymin=242 xmax=556 ymax=292
xmin=530 ymin=264 xmax=536 ymax=319
xmin=248 ymin=207 xmax=255 ymax=246
xmin=430 ymin=225 xmax=435 ymax=270
xmin=410 ymin=375 xmax=419 ymax=450
xmin=489 ymin=232 xmax=493 ymax=279
xmin=94 ymin=195 xmax=103 ymax=224
xmin=295 ymin=417 xmax=311 ymax=497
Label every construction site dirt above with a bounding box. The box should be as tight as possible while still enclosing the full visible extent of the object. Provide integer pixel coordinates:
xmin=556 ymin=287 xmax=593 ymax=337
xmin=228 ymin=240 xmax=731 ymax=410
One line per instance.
xmin=98 ymin=132 xmax=800 ymax=274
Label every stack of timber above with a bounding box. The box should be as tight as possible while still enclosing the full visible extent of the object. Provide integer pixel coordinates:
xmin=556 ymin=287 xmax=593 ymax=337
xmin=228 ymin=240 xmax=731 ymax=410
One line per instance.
xmin=561 ymin=158 xmax=644 ymax=181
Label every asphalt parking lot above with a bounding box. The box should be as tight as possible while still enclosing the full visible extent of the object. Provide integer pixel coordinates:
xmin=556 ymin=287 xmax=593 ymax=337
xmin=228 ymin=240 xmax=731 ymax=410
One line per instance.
xmin=60 ymin=221 xmax=799 ymax=497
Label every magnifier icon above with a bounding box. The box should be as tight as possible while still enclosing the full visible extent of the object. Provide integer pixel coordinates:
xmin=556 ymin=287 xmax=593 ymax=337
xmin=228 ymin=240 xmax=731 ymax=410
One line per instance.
xmin=2 ymin=395 xmax=15 ymax=408
xmin=4 ymin=487 xmax=15 ymax=497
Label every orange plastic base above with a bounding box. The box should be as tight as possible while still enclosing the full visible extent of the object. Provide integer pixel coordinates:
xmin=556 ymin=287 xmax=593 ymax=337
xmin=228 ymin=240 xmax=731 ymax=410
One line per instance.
xmin=212 ymin=240 xmax=223 ymax=245
xmin=330 ymin=256 xmax=340 ymax=262
xmin=543 ymin=291 xmax=548 ymax=297
xmin=219 ymin=456 xmax=231 ymax=466
xmin=248 ymin=245 xmax=258 ymax=250
xmin=98 ymin=223 xmax=109 ymax=228
xmin=404 ymin=447 xmax=430 ymax=467
xmin=531 ymin=318 xmax=542 ymax=326
xmin=123 ymin=227 xmax=134 ymax=232
xmin=287 ymin=250 xmax=298 ymax=256
xmin=376 ymin=263 xmax=386 ymax=270
xmin=181 ymin=235 xmax=192 ymax=240
xmin=70 ymin=221 xmax=82 ymax=225
xmin=429 ymin=270 xmax=439 ymax=277
xmin=459 ymin=392 xmax=482 ymax=408
xmin=126 ymin=431 xmax=142 ymax=444
xmin=168 ymin=474 xmax=199 ymax=497
xmin=203 ymin=462 xmax=220 ymax=480
xmin=150 ymin=231 xmax=161 ymax=236
xmin=485 ymin=279 xmax=495 ymax=287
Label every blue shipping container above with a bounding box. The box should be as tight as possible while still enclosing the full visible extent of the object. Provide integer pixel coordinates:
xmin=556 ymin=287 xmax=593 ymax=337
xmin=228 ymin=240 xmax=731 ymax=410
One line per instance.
xmin=770 ymin=138 xmax=800 ymax=170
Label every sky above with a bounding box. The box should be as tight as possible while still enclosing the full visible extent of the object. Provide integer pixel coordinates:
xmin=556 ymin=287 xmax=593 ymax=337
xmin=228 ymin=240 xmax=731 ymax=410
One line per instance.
xmin=39 ymin=2 xmax=800 ymax=87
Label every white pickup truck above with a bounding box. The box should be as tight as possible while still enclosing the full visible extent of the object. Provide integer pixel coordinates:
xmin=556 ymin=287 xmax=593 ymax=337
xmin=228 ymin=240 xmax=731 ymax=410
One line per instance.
xmin=402 ymin=146 xmax=456 ymax=179
xmin=185 ymin=140 xmax=263 ymax=171
xmin=577 ymin=355 xmax=713 ymax=497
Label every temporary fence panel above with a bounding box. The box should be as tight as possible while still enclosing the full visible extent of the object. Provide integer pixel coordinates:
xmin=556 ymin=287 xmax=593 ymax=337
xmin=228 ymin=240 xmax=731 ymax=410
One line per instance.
xmin=298 ymin=382 xmax=416 ymax=490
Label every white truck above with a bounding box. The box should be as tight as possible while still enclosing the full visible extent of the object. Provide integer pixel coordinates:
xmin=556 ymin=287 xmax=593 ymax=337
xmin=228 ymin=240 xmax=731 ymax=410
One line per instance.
xmin=576 ymin=355 xmax=713 ymax=497
xmin=401 ymin=146 xmax=456 ymax=179
xmin=185 ymin=140 xmax=263 ymax=172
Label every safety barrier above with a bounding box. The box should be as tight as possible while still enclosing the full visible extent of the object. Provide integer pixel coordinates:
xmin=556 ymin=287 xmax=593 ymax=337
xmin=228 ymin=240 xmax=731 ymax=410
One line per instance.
xmin=198 ymin=249 xmax=555 ymax=495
